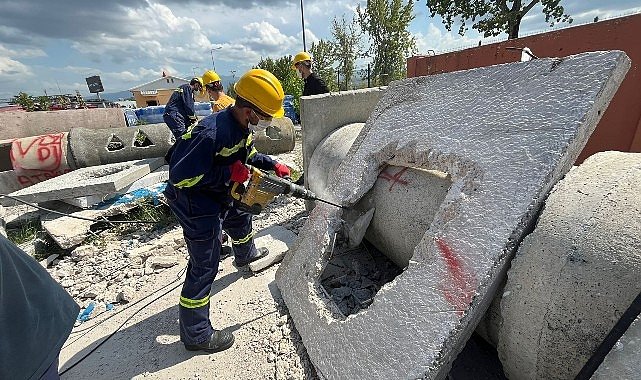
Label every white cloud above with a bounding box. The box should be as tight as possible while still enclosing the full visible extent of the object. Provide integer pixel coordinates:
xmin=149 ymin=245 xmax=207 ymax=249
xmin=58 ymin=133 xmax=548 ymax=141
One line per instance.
xmin=241 ymin=21 xmax=299 ymax=52
xmin=0 ymin=57 xmax=33 ymax=78
xmin=0 ymin=44 xmax=46 ymax=59
xmin=70 ymin=2 xmax=212 ymax=66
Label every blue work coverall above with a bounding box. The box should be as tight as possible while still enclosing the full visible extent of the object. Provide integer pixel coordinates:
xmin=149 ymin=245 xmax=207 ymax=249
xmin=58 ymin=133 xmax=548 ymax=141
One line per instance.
xmin=163 ymin=83 xmax=197 ymax=138
xmin=164 ymin=107 xmax=277 ymax=345
xmin=0 ymin=235 xmax=79 ymax=380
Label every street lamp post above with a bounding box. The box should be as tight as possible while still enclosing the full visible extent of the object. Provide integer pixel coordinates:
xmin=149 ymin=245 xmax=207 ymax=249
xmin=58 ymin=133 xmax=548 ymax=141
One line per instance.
xmin=210 ymin=46 xmax=222 ymax=71
xmin=300 ymin=0 xmax=306 ymax=51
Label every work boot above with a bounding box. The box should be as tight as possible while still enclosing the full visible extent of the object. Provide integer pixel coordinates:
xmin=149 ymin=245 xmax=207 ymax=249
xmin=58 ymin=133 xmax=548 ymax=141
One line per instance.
xmin=234 ymin=247 xmax=269 ymax=267
xmin=184 ymin=330 xmax=235 ymax=353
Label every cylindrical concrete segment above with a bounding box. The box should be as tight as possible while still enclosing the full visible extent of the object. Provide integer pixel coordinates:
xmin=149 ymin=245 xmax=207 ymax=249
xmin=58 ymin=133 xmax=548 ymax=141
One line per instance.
xmin=68 ymin=126 xmax=174 ymax=168
xmin=0 ymin=108 xmax=127 ymax=141
xmin=495 ymin=151 xmax=641 ymax=380
xmin=308 ymin=123 xmax=452 ymax=268
xmin=253 ymin=117 xmax=296 ymax=155
xmin=308 ymin=123 xmax=364 ymax=200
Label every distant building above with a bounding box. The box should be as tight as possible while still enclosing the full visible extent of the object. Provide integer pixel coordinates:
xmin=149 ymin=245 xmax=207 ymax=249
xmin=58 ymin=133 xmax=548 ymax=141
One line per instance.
xmin=129 ymin=75 xmax=208 ymax=108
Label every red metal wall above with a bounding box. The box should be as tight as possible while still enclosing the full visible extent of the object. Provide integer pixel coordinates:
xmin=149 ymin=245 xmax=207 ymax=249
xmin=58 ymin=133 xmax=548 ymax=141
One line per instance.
xmin=407 ymin=14 xmax=641 ymax=163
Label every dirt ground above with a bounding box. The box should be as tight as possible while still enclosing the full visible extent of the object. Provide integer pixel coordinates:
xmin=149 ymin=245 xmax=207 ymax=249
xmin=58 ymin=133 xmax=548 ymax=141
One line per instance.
xmin=53 ymin=139 xmax=317 ymax=380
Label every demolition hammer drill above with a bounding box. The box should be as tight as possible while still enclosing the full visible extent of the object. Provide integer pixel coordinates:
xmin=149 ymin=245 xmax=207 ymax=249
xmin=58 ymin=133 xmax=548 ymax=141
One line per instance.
xmin=231 ymin=166 xmax=344 ymax=215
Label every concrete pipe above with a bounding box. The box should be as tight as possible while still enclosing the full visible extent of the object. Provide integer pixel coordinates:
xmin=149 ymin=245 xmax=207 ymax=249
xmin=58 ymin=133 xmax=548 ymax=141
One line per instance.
xmin=68 ymin=125 xmax=174 ymax=168
xmin=308 ymin=124 xmax=641 ymax=379
xmin=491 ymin=151 xmax=641 ymax=380
xmin=0 ymin=108 xmax=127 ymax=140
xmin=253 ymin=117 xmax=296 ymax=155
xmin=308 ymin=123 xmax=452 ymax=269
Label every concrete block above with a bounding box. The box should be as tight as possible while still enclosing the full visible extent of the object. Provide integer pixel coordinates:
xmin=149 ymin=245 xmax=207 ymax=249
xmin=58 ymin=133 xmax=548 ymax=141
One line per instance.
xmin=497 ymin=151 xmax=641 ymax=380
xmin=0 ymin=158 xmax=164 ymax=206
xmin=61 ymin=165 xmax=169 ymax=208
xmin=249 ymin=226 xmax=297 ymax=272
xmin=42 ymin=202 xmax=139 ymax=249
xmin=276 ymin=51 xmax=630 ymax=379
xmin=0 ymin=108 xmax=126 ymax=140
xmin=300 ymin=88 xmax=385 ymax=190
xmin=592 ymin=315 xmax=641 ymax=379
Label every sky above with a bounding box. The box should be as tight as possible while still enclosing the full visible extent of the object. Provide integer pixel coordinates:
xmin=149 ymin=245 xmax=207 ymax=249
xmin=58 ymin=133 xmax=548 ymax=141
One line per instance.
xmin=0 ymin=0 xmax=640 ymax=100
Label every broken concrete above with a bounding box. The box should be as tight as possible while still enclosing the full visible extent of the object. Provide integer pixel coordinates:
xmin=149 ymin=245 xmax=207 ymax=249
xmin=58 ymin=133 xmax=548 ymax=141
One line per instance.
xmin=0 ymin=108 xmax=127 ymax=140
xmin=68 ymin=126 xmax=173 ymax=168
xmin=276 ymin=51 xmax=630 ymax=379
xmin=249 ymin=226 xmax=297 ymax=272
xmin=497 ymin=151 xmax=641 ymax=380
xmin=0 ymin=158 xmax=163 ymax=206
xmin=62 ymin=165 xmax=169 ymax=208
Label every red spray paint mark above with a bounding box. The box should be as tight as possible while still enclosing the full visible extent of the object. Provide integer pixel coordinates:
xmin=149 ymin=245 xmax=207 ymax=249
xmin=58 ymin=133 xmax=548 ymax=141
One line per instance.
xmin=10 ymin=134 xmax=65 ymax=172
xmin=378 ymin=167 xmax=409 ymax=191
xmin=436 ymin=238 xmax=477 ymax=316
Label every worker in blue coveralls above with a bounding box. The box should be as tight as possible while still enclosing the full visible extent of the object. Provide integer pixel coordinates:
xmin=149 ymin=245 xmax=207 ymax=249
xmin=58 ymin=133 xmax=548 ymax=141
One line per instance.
xmin=164 ymin=68 xmax=291 ymax=353
xmin=163 ymin=77 xmax=204 ymax=139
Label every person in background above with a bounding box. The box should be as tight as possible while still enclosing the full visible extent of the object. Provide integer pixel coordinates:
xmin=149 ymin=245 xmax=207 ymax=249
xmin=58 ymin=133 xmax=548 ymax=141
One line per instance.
xmin=292 ymin=51 xmax=329 ymax=96
xmin=202 ymin=70 xmax=235 ymax=112
xmin=0 ymin=234 xmax=80 ymax=380
xmin=163 ymin=77 xmax=204 ymax=139
xmin=164 ymin=68 xmax=291 ymax=353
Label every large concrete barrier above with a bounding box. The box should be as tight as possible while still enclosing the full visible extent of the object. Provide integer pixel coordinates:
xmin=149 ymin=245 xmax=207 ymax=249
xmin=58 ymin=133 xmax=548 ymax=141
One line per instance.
xmin=0 ymin=108 xmax=127 ymax=140
xmin=276 ymin=51 xmax=630 ymax=379
xmin=496 ymin=151 xmax=641 ymax=380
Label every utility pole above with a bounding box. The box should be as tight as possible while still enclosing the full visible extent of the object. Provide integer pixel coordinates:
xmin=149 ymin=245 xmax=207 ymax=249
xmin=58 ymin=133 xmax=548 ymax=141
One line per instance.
xmin=300 ymin=0 xmax=306 ymax=51
xmin=211 ymin=46 xmax=222 ymax=71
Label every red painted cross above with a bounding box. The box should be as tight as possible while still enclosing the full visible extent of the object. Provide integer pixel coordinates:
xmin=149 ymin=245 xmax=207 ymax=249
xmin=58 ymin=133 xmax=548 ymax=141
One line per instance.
xmin=378 ymin=166 xmax=409 ymax=191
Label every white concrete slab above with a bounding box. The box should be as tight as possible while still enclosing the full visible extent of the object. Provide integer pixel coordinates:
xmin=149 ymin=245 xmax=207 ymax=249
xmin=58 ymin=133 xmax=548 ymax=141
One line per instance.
xmin=61 ymin=165 xmax=169 ymax=208
xmin=0 ymin=158 xmax=164 ymax=206
xmin=276 ymin=51 xmax=630 ymax=379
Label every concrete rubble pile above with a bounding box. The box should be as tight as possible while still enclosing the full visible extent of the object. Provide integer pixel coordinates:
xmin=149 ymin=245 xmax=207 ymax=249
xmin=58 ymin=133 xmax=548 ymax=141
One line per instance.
xmin=277 ymin=50 xmax=640 ymax=379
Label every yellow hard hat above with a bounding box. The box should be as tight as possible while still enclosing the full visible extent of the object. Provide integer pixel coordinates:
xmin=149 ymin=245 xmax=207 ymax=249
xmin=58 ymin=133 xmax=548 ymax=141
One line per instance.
xmin=234 ymin=69 xmax=284 ymax=118
xmin=202 ymin=70 xmax=221 ymax=86
xmin=292 ymin=51 xmax=311 ymax=68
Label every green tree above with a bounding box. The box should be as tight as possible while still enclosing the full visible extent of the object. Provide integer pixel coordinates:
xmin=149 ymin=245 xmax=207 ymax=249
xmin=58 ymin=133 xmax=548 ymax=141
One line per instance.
xmin=11 ymin=92 xmax=35 ymax=111
xmin=36 ymin=96 xmax=51 ymax=111
xmin=309 ymin=39 xmax=338 ymax=91
xmin=426 ymin=0 xmax=572 ymax=39
xmin=331 ymin=16 xmax=362 ymax=91
xmin=357 ymin=0 xmax=417 ymax=86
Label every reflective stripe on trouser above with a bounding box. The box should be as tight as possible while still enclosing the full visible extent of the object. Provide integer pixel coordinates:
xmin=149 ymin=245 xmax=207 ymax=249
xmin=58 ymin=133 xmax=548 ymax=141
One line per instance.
xmin=165 ymin=189 xmax=223 ymax=345
xmin=222 ymin=206 xmax=257 ymax=265
xmin=163 ymin=112 xmax=186 ymax=139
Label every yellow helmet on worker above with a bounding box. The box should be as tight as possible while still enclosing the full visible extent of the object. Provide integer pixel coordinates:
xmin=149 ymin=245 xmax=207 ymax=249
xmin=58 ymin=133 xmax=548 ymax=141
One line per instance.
xmin=292 ymin=51 xmax=311 ymax=68
xmin=234 ymin=69 xmax=284 ymax=118
xmin=202 ymin=70 xmax=221 ymax=86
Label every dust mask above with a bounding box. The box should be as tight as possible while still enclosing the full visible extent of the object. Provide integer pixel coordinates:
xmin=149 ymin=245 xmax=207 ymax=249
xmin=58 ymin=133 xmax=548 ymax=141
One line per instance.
xmin=296 ymin=70 xmax=303 ymax=79
xmin=249 ymin=119 xmax=271 ymax=133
